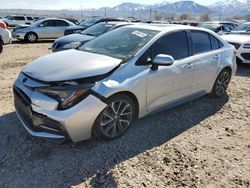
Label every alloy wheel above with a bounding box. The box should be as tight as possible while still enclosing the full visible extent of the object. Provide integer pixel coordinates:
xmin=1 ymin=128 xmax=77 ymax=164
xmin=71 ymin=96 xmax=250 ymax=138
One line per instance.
xmin=215 ymin=71 xmax=230 ymax=97
xmin=100 ymin=99 xmax=133 ymax=138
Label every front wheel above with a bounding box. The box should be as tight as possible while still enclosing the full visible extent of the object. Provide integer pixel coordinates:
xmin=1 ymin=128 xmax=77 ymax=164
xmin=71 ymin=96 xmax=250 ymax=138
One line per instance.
xmin=25 ymin=32 xmax=37 ymax=43
xmin=93 ymin=94 xmax=136 ymax=140
xmin=210 ymin=69 xmax=231 ymax=98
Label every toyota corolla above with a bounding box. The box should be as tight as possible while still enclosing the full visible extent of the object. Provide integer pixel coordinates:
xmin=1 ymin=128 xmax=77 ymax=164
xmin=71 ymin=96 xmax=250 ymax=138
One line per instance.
xmin=13 ymin=25 xmax=237 ymax=143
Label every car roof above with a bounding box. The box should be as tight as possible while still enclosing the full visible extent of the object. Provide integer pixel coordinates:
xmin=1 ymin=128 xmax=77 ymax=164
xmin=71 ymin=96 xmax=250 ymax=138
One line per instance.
xmin=124 ymin=24 xmax=210 ymax=33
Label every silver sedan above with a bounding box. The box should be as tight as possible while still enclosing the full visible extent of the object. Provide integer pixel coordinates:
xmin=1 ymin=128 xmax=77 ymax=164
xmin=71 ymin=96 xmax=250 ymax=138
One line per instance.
xmin=12 ymin=18 xmax=75 ymax=42
xmin=13 ymin=24 xmax=237 ymax=143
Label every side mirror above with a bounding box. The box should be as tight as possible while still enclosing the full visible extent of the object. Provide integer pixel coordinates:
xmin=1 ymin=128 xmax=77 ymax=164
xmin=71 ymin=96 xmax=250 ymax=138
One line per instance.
xmin=151 ymin=54 xmax=174 ymax=71
xmin=39 ymin=24 xmax=44 ymax=27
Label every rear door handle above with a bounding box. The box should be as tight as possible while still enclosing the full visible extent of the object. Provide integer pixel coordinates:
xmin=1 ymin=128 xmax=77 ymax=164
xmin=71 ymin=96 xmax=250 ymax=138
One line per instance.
xmin=214 ymin=54 xmax=221 ymax=60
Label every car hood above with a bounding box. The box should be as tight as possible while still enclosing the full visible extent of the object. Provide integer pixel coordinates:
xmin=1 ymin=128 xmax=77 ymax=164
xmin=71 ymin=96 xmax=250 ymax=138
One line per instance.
xmin=221 ymin=34 xmax=250 ymax=43
xmin=14 ymin=24 xmax=31 ymax=30
xmin=54 ymin=34 xmax=95 ymax=44
xmin=66 ymin=25 xmax=86 ymax=30
xmin=22 ymin=49 xmax=122 ymax=82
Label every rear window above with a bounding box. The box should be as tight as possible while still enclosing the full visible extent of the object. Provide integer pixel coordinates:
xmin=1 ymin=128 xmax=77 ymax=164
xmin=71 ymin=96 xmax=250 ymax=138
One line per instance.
xmin=13 ymin=16 xmax=25 ymax=20
xmin=27 ymin=17 xmax=33 ymax=21
xmin=209 ymin=34 xmax=223 ymax=50
xmin=191 ymin=31 xmax=211 ymax=54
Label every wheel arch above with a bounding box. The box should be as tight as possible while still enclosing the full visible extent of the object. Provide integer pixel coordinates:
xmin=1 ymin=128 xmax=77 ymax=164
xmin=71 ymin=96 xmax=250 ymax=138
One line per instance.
xmin=106 ymin=91 xmax=140 ymax=119
xmin=25 ymin=31 xmax=38 ymax=41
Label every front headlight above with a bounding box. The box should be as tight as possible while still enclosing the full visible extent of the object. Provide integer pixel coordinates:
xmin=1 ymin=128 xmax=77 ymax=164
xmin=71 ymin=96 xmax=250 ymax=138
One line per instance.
xmin=243 ymin=43 xmax=250 ymax=49
xmin=36 ymin=84 xmax=94 ymax=110
xmin=63 ymin=42 xmax=82 ymax=49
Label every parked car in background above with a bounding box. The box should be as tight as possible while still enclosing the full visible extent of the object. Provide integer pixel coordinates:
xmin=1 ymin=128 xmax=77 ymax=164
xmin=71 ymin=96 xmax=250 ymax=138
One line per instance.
xmin=13 ymin=25 xmax=236 ymax=143
xmin=0 ymin=20 xmax=12 ymax=53
xmin=33 ymin=17 xmax=45 ymax=22
xmin=52 ymin=22 xmax=132 ymax=52
xmin=0 ymin=16 xmax=33 ymax=27
xmin=64 ymin=18 xmax=80 ymax=25
xmin=230 ymin=22 xmax=250 ymax=34
xmin=64 ymin=17 xmax=126 ymax=35
xmin=12 ymin=18 xmax=75 ymax=42
xmin=221 ymin=34 xmax=250 ymax=64
xmin=199 ymin=23 xmax=233 ymax=35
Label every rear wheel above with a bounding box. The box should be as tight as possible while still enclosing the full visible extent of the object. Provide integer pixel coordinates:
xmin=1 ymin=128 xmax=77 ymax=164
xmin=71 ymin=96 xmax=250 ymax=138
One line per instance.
xmin=210 ymin=69 xmax=231 ymax=98
xmin=25 ymin=32 xmax=38 ymax=43
xmin=93 ymin=94 xmax=136 ymax=140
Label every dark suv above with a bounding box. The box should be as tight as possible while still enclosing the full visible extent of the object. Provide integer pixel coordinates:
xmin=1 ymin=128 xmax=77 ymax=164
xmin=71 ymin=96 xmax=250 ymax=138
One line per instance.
xmin=64 ymin=17 xmax=126 ymax=35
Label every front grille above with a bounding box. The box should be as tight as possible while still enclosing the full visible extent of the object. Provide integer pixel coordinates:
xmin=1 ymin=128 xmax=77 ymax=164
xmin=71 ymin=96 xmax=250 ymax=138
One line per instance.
xmin=14 ymin=87 xmax=65 ymax=135
xmin=241 ymin=53 xmax=250 ymax=60
xmin=229 ymin=42 xmax=241 ymax=50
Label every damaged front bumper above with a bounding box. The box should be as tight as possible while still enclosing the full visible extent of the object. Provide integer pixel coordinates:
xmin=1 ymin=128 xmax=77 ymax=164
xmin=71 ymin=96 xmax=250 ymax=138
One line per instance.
xmin=13 ymin=73 xmax=107 ymax=143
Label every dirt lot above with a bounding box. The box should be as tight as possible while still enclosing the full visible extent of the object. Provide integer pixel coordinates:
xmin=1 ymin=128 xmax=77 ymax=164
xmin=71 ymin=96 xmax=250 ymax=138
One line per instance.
xmin=0 ymin=41 xmax=250 ymax=188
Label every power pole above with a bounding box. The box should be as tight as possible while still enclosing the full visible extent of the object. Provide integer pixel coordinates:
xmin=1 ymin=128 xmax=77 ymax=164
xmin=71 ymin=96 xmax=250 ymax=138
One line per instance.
xmin=150 ymin=8 xmax=152 ymax=20
xmin=81 ymin=4 xmax=83 ymax=18
xmin=105 ymin=8 xmax=107 ymax=17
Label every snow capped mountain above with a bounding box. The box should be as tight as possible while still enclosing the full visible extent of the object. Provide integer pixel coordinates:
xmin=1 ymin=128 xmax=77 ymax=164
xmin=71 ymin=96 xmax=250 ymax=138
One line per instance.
xmin=210 ymin=0 xmax=250 ymax=16
xmin=111 ymin=1 xmax=209 ymax=14
xmin=112 ymin=3 xmax=149 ymax=11
xmin=159 ymin=1 xmax=209 ymax=14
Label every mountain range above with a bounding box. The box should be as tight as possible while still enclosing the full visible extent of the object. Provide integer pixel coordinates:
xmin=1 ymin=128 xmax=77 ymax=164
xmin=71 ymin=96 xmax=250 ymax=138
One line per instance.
xmin=89 ymin=0 xmax=250 ymax=19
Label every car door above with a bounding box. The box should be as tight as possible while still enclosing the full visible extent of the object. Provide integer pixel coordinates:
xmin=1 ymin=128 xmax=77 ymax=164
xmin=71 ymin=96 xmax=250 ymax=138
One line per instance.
xmin=144 ymin=31 xmax=195 ymax=113
xmin=189 ymin=31 xmax=223 ymax=93
xmin=54 ymin=20 xmax=70 ymax=38
xmin=36 ymin=20 xmax=58 ymax=38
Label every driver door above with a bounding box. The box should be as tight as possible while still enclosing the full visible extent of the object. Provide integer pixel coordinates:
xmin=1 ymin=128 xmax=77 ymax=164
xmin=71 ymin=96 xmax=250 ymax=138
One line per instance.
xmin=145 ymin=31 xmax=195 ymax=113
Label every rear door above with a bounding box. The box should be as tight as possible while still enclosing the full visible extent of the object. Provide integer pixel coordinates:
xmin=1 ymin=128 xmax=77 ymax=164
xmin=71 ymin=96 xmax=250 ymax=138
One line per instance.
xmin=189 ymin=31 xmax=223 ymax=93
xmin=54 ymin=20 xmax=70 ymax=38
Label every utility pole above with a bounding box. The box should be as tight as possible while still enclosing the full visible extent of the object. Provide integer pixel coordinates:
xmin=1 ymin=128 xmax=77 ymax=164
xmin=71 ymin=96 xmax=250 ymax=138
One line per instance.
xmin=150 ymin=7 xmax=152 ymax=20
xmin=105 ymin=8 xmax=107 ymax=17
xmin=81 ymin=4 xmax=83 ymax=18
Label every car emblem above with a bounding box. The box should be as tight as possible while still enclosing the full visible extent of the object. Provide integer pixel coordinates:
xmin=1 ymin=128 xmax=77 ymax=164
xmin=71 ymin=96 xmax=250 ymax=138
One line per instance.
xmin=22 ymin=78 xmax=28 ymax=83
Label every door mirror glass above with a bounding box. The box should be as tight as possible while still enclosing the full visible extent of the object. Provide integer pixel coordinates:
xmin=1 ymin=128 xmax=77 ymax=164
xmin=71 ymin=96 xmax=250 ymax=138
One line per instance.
xmin=39 ymin=23 xmax=44 ymax=27
xmin=151 ymin=54 xmax=174 ymax=70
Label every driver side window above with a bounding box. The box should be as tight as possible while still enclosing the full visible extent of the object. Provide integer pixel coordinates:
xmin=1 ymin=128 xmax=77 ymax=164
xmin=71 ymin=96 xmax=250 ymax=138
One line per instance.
xmin=136 ymin=31 xmax=189 ymax=65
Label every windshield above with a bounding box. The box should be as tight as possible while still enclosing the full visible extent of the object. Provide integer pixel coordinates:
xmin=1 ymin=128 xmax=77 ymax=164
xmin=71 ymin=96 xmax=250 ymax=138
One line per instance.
xmin=81 ymin=23 xmax=114 ymax=36
xmin=80 ymin=18 xmax=98 ymax=27
xmin=79 ymin=27 xmax=159 ymax=60
xmin=233 ymin=23 xmax=250 ymax=31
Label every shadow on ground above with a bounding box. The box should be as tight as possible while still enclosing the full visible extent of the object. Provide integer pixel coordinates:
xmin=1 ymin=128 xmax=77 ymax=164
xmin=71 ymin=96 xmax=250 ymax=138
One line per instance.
xmin=12 ymin=39 xmax=54 ymax=44
xmin=0 ymin=94 xmax=229 ymax=188
xmin=235 ymin=63 xmax=250 ymax=77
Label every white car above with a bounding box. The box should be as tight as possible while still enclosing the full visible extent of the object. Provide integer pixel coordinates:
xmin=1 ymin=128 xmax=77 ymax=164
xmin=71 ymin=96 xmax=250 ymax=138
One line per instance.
xmin=1 ymin=16 xmax=33 ymax=27
xmin=0 ymin=20 xmax=12 ymax=53
xmin=221 ymin=34 xmax=250 ymax=64
xmin=13 ymin=25 xmax=236 ymax=143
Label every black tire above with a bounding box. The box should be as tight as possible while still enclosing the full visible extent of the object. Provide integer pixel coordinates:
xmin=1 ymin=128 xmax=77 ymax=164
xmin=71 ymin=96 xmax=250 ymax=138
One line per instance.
xmin=25 ymin=32 xmax=38 ymax=43
xmin=0 ymin=42 xmax=3 ymax=53
xmin=210 ymin=69 xmax=231 ymax=98
xmin=92 ymin=94 xmax=136 ymax=140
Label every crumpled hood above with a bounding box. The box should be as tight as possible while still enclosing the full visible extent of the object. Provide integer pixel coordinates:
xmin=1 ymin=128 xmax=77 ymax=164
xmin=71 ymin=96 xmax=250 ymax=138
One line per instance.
xmin=54 ymin=34 xmax=95 ymax=44
xmin=221 ymin=34 xmax=250 ymax=44
xmin=22 ymin=49 xmax=122 ymax=82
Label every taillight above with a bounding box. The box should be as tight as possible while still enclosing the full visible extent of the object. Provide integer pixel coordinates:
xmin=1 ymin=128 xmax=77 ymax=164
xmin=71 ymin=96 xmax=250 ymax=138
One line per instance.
xmin=0 ymin=22 xmax=7 ymax=29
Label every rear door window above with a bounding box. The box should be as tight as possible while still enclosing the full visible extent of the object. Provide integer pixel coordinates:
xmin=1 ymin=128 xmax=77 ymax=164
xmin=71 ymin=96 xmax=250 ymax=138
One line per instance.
xmin=56 ymin=20 xmax=69 ymax=26
xmin=191 ymin=31 xmax=211 ymax=54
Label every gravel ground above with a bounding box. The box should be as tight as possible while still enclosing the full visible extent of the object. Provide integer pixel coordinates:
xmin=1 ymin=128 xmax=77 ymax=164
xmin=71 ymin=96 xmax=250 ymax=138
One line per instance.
xmin=0 ymin=41 xmax=250 ymax=188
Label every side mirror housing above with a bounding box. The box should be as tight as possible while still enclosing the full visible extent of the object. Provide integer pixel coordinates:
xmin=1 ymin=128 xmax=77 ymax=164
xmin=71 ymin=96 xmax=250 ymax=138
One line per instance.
xmin=151 ymin=54 xmax=174 ymax=70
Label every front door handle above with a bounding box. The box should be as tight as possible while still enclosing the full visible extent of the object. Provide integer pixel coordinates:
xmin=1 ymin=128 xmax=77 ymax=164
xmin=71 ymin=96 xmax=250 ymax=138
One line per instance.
xmin=183 ymin=62 xmax=193 ymax=69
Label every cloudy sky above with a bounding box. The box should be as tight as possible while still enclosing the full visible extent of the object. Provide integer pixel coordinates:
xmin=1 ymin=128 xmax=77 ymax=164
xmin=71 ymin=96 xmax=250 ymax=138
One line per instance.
xmin=0 ymin=0 xmax=219 ymax=10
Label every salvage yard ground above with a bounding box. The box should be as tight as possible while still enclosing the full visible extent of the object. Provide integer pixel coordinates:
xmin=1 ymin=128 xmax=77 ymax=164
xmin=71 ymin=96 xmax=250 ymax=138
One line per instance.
xmin=0 ymin=41 xmax=250 ymax=188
